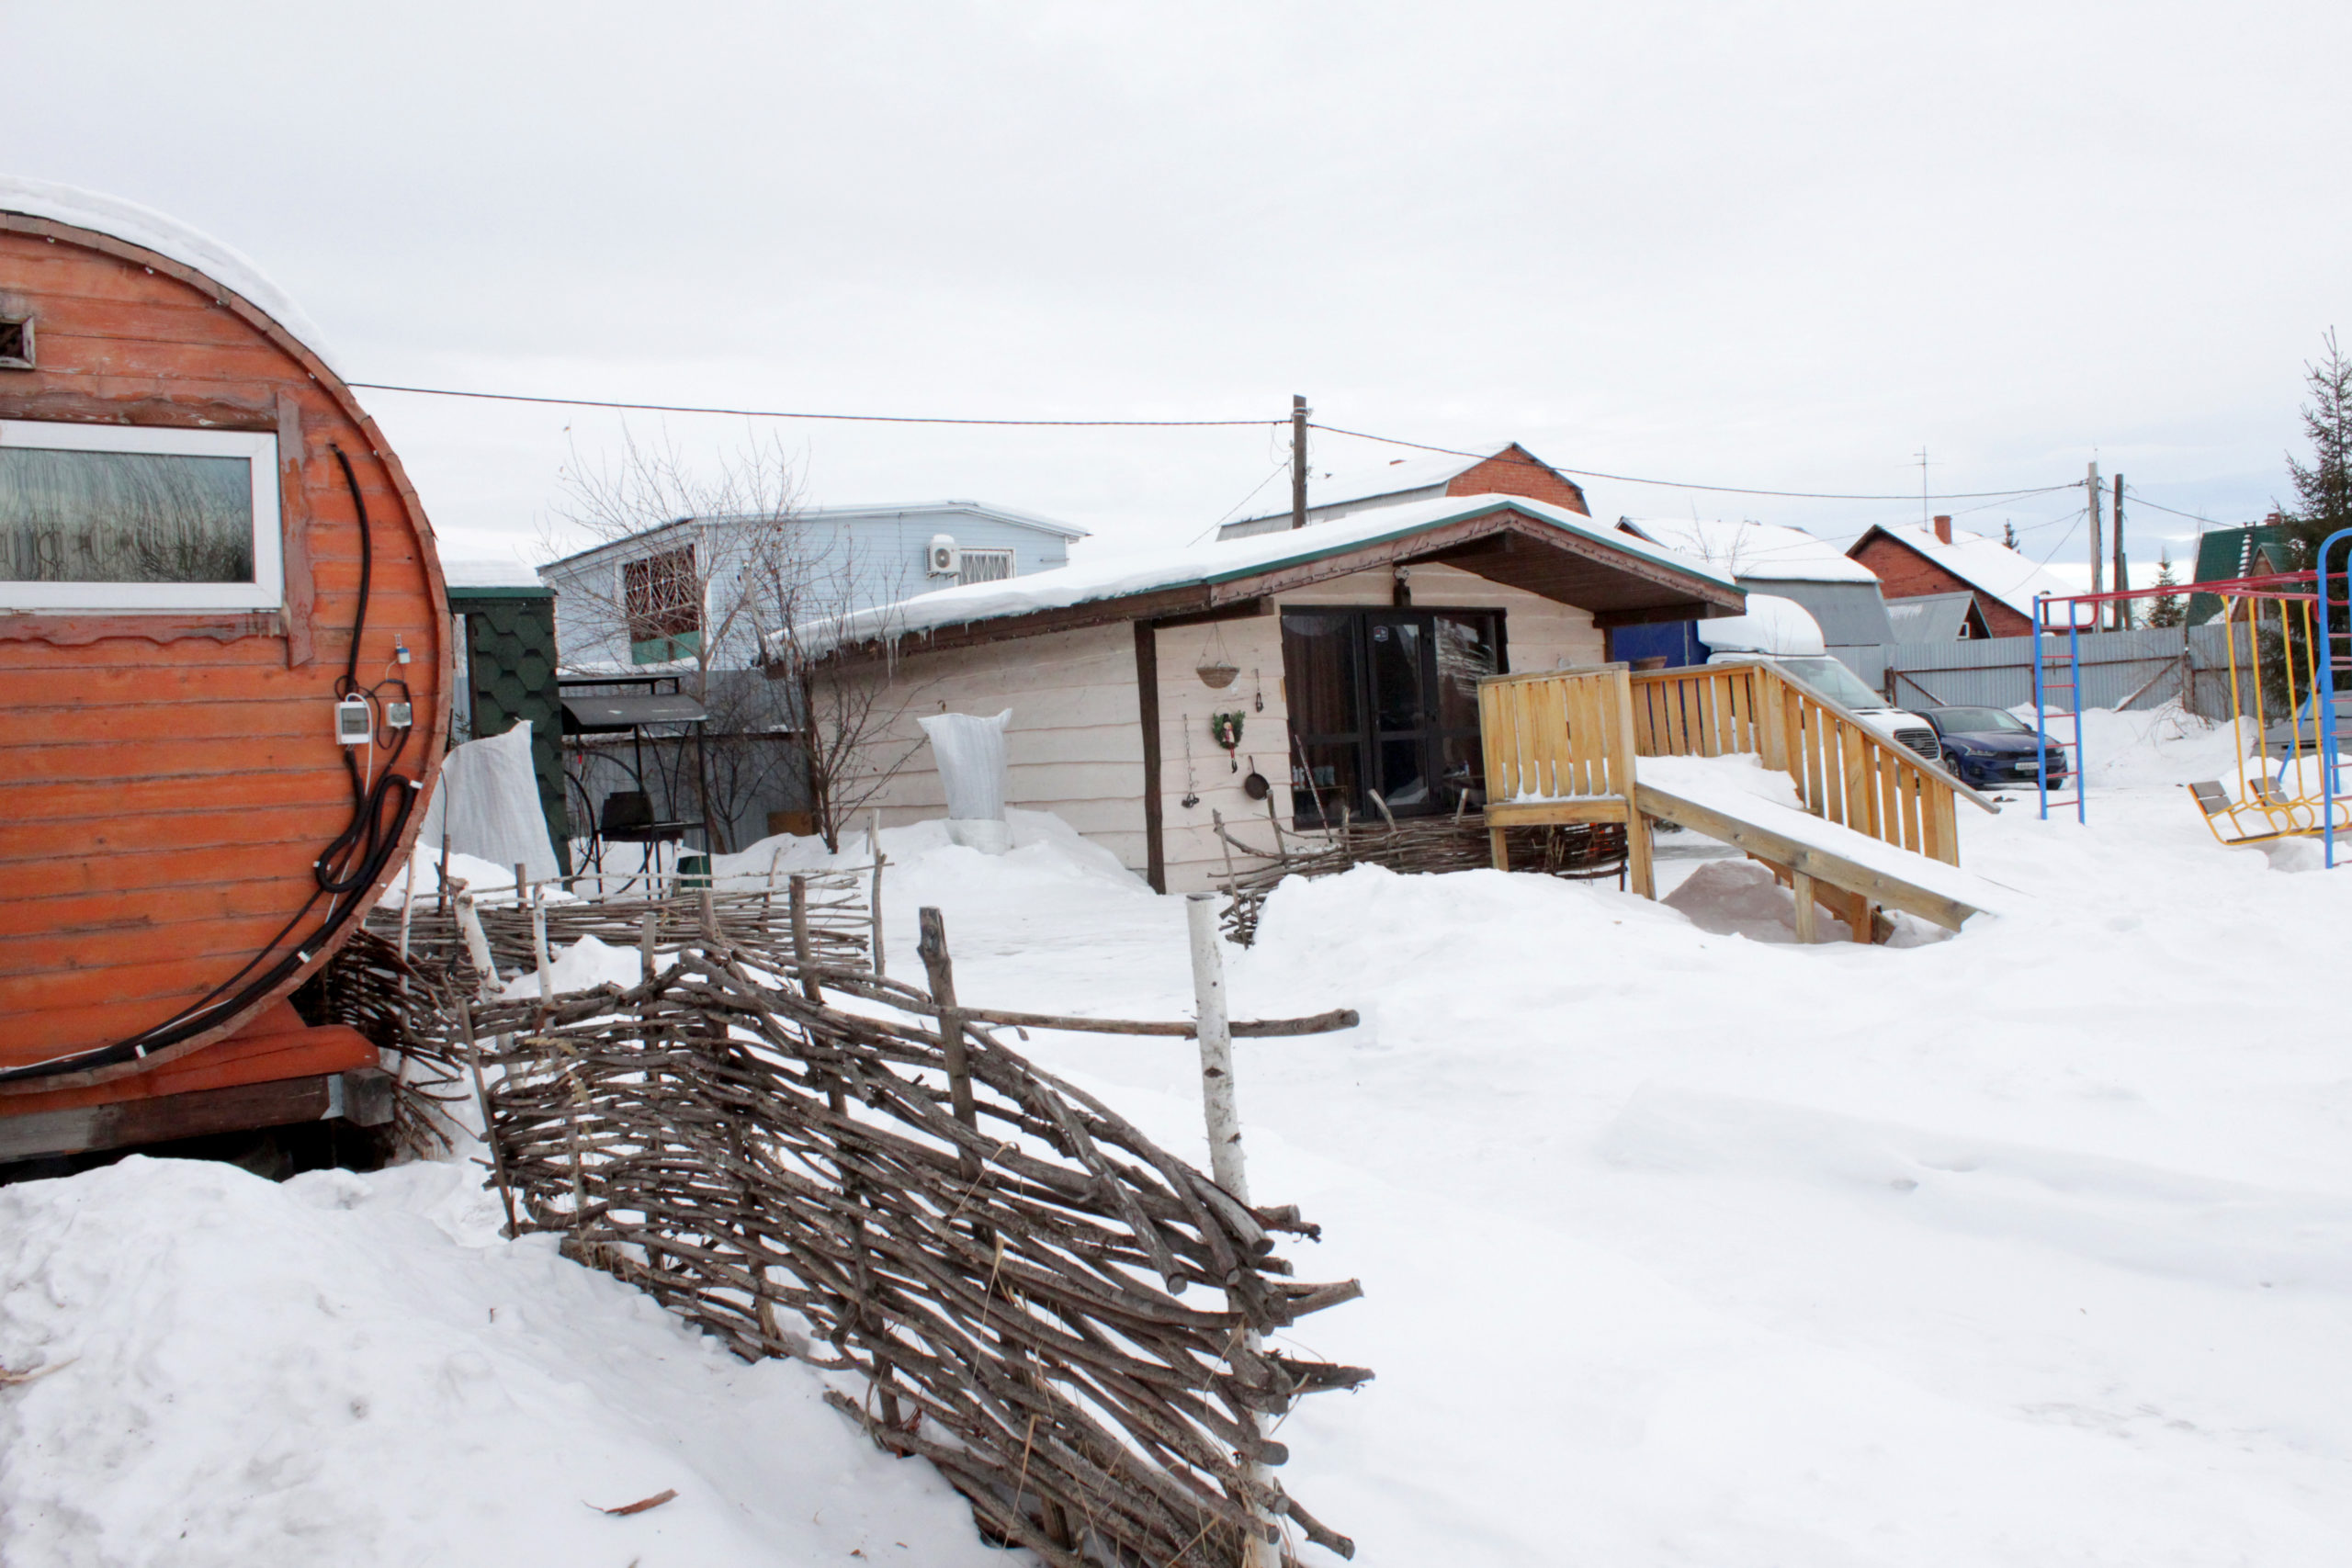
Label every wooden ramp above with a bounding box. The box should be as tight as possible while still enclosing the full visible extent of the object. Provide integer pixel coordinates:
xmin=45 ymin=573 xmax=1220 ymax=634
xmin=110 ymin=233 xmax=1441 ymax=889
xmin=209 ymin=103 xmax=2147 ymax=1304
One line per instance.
xmin=1634 ymin=774 xmax=1996 ymax=936
xmin=1480 ymin=661 xmax=2005 ymax=942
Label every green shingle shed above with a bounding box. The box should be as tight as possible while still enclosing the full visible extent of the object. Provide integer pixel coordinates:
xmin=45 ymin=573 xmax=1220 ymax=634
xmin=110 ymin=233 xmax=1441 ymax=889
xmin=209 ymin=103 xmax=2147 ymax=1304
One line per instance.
xmin=448 ymin=584 xmax=571 ymax=874
xmin=2186 ymin=524 xmax=2291 ymax=626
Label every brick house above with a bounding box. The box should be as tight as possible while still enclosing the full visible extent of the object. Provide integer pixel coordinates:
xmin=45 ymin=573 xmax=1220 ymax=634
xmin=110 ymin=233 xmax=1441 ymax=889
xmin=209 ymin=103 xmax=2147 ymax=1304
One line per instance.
xmin=1218 ymin=441 xmax=1587 ymax=538
xmin=1848 ymin=515 xmax=2075 ymax=638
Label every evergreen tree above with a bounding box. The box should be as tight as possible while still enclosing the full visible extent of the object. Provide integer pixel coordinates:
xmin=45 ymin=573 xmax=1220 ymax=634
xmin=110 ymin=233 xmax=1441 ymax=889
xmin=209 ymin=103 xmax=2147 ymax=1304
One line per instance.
xmin=2283 ymin=330 xmax=2352 ymax=572
xmin=2270 ymin=333 xmax=2352 ymax=713
xmin=2002 ymin=521 xmax=2018 ymax=551
xmin=2144 ymin=550 xmax=2186 ymax=627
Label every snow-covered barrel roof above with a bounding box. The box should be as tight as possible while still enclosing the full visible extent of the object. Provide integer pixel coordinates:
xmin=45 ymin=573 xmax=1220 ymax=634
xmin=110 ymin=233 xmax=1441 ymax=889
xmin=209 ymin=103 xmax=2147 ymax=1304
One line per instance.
xmin=779 ymin=491 xmax=1740 ymax=658
xmin=0 ymin=175 xmax=343 ymax=375
xmin=1619 ymin=517 xmax=1881 ymax=585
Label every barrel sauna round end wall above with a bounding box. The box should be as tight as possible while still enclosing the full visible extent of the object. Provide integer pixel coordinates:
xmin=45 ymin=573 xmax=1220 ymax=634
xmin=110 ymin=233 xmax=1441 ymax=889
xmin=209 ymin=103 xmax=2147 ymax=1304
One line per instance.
xmin=0 ymin=181 xmax=449 ymax=1111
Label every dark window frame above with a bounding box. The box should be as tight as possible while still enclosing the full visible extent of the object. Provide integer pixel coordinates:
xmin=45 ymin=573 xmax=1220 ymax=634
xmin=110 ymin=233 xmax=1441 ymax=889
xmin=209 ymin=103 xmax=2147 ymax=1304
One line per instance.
xmin=1281 ymin=605 xmax=1507 ymax=827
xmin=0 ymin=315 xmax=31 ymax=371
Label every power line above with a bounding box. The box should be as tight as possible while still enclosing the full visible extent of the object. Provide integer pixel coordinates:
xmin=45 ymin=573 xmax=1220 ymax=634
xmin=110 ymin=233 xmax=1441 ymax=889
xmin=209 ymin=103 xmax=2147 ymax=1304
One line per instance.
xmin=353 ymin=377 xmax=2085 ymax=507
xmin=2036 ymin=508 xmax=2091 ymax=566
xmin=1306 ymin=422 xmax=2077 ymax=503
xmin=1191 ymin=456 xmax=1295 ymax=545
xmin=2120 ymin=487 xmax=2237 ymax=529
xmin=347 ymin=380 xmax=1281 ymax=429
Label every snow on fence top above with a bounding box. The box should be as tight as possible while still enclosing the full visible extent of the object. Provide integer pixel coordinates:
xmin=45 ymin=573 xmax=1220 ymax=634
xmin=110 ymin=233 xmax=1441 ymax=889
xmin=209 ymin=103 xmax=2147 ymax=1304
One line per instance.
xmin=779 ymin=491 xmax=1738 ymax=657
xmin=0 ymin=175 xmax=344 ymax=373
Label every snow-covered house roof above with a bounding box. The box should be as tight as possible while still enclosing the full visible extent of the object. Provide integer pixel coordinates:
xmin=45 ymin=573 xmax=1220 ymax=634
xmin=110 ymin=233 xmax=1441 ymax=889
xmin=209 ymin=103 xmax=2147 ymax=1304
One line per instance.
xmin=1617 ymin=517 xmax=1880 ymax=584
xmin=539 ymin=499 xmax=1089 ymax=574
xmin=782 ymin=492 xmax=1741 ymax=658
xmin=1218 ymin=442 xmax=1588 ymax=538
xmin=0 ymin=175 xmax=342 ymax=373
xmin=444 ymin=558 xmax=551 ymax=592
xmin=1849 ymin=523 xmax=2077 ymax=623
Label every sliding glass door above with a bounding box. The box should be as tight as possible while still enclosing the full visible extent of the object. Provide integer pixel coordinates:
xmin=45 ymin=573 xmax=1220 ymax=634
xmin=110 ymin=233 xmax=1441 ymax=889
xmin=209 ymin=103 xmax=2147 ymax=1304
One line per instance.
xmin=1281 ymin=607 xmax=1504 ymax=825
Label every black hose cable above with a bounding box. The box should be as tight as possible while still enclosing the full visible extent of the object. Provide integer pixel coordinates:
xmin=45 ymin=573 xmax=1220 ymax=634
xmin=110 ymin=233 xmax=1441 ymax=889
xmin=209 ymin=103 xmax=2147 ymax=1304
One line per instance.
xmin=331 ymin=445 xmax=372 ymax=700
xmin=0 ymin=446 xmax=421 ymax=1085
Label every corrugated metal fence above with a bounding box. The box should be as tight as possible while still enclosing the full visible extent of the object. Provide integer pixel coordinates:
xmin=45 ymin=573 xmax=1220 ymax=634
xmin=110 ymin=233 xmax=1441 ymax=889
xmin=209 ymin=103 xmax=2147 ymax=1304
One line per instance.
xmin=1869 ymin=626 xmax=2256 ymax=719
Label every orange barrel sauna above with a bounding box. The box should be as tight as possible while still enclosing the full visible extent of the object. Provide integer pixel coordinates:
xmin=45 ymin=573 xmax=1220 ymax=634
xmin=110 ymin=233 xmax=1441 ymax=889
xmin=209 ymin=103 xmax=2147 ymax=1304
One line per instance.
xmin=0 ymin=181 xmax=448 ymax=1160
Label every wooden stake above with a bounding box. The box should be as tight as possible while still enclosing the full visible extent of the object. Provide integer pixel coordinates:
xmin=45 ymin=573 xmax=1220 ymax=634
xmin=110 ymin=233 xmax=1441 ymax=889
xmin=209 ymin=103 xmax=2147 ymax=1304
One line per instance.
xmin=789 ymin=874 xmax=823 ymax=1005
xmin=639 ymin=908 xmax=659 ymax=987
xmin=916 ymin=907 xmax=979 ymax=1178
xmin=454 ymin=998 xmax=519 ymax=1235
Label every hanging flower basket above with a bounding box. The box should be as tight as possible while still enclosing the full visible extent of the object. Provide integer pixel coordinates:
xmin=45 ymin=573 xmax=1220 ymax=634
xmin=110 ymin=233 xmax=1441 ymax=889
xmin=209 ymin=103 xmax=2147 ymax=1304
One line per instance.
xmin=1196 ymin=660 xmax=1240 ymax=689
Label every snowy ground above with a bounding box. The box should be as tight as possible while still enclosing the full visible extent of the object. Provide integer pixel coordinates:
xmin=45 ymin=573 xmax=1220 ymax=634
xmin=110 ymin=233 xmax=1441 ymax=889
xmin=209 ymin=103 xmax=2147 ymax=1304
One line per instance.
xmin=10 ymin=706 xmax=2352 ymax=1564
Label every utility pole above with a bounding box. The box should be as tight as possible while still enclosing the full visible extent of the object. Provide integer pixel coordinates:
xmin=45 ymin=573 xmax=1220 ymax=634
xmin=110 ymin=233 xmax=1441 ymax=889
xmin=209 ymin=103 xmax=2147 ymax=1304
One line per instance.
xmin=2112 ymin=473 xmax=2129 ymax=629
xmin=1917 ymin=447 xmax=1929 ymax=528
xmin=1290 ymin=394 xmax=1309 ymax=530
xmin=2086 ymin=460 xmax=2104 ymax=629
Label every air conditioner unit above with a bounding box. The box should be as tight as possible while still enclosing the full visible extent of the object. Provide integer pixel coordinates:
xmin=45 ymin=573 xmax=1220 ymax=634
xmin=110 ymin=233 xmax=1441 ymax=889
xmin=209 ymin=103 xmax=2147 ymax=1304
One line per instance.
xmin=927 ymin=534 xmax=960 ymax=577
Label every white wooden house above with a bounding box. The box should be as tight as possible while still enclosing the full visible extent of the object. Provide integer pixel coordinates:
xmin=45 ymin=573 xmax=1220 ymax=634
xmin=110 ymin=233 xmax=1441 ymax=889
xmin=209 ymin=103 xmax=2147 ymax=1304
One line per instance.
xmin=539 ymin=500 xmax=1089 ymax=671
xmin=783 ymin=494 xmax=1743 ymax=892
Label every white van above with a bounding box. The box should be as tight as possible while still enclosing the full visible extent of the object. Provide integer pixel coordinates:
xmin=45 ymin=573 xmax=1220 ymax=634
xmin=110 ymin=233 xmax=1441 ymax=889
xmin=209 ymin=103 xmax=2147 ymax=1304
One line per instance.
xmin=1698 ymin=595 xmax=1941 ymax=762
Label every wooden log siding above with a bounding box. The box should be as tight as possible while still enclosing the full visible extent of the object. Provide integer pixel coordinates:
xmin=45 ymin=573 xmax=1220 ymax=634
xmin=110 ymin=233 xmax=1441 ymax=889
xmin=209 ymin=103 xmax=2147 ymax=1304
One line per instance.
xmin=463 ymin=944 xmax=1367 ymax=1568
xmin=0 ymin=216 xmax=449 ymax=1080
xmin=1626 ymin=662 xmax=1982 ymax=865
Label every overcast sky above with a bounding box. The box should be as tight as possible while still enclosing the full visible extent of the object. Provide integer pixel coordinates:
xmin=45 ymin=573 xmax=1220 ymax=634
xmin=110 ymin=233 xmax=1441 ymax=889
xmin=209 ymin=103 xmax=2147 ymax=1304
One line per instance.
xmin=13 ymin=1 xmax=2351 ymax=582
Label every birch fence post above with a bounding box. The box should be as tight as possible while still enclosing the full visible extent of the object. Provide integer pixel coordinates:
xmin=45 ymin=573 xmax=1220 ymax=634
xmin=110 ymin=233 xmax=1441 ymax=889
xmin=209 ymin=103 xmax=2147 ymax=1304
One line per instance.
xmin=1184 ymin=891 xmax=1281 ymax=1568
xmin=868 ymin=807 xmax=888 ymax=976
xmin=530 ymin=885 xmax=553 ymax=1006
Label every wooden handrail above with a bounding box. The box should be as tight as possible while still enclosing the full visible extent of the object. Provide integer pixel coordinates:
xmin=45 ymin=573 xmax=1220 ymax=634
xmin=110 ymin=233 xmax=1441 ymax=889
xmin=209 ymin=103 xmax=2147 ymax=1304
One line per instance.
xmin=1477 ymin=664 xmax=1640 ymax=806
xmin=1624 ymin=660 xmax=1993 ymax=867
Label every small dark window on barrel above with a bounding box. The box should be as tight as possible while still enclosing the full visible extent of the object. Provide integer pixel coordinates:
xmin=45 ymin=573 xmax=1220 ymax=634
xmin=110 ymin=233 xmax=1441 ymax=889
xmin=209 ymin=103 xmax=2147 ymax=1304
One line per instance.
xmin=0 ymin=316 xmax=31 ymax=370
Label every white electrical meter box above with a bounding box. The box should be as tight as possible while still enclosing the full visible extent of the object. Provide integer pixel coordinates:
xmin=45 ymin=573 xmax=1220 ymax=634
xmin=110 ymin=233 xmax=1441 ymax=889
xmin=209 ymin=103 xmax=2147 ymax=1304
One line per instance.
xmin=334 ymin=695 xmax=372 ymax=745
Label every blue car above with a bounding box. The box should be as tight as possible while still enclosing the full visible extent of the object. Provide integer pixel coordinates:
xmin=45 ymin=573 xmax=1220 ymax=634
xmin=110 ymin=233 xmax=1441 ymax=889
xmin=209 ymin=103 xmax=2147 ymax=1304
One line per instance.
xmin=1917 ymin=705 xmax=2069 ymax=791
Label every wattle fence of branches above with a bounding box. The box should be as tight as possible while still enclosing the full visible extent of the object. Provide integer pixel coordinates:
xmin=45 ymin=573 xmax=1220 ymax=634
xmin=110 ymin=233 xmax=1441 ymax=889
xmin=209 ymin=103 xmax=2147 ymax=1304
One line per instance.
xmin=458 ymin=937 xmax=1368 ymax=1566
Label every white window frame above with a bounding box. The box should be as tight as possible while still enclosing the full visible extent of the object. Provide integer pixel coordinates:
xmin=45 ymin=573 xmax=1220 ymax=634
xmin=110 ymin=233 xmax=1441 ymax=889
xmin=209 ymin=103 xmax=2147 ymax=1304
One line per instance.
xmin=0 ymin=419 xmax=283 ymax=613
xmin=957 ymin=547 xmax=1014 ymax=587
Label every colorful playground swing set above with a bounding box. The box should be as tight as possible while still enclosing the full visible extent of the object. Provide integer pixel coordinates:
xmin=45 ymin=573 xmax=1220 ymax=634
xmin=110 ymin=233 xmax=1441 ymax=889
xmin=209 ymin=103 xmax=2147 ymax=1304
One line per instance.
xmin=2031 ymin=526 xmax=2352 ymax=863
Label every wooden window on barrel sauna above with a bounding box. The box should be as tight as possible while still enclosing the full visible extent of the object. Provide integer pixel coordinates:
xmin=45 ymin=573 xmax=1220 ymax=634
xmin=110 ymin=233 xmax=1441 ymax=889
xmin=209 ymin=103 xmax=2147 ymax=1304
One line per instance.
xmin=0 ymin=420 xmax=282 ymax=612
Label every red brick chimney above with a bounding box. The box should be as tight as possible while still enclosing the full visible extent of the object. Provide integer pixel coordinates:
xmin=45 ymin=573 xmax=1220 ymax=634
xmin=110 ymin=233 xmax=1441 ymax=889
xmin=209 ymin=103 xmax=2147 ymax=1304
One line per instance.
xmin=1932 ymin=514 xmax=1953 ymax=545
